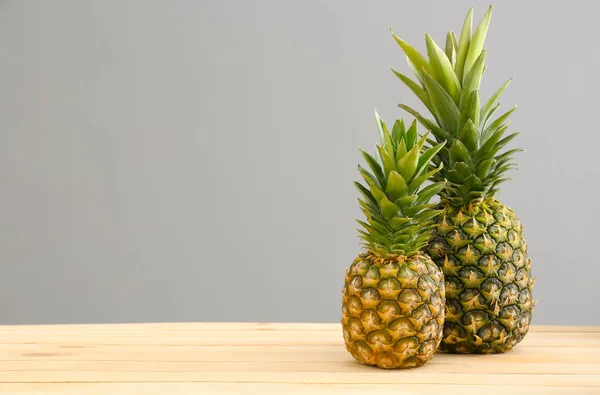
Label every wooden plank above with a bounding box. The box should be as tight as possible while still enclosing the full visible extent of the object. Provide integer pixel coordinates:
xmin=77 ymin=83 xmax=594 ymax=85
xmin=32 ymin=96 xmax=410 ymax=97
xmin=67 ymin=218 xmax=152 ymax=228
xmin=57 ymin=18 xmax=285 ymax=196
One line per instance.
xmin=0 ymin=334 xmax=598 ymax=348
xmin=2 ymin=344 xmax=600 ymax=364
xmin=1 ymin=370 xmax=600 ymax=386
xmin=0 ymin=323 xmax=599 ymax=391
xmin=1 ymin=383 xmax=599 ymax=395
xmin=2 ymin=358 xmax=600 ymax=375
xmin=1 ymin=322 xmax=598 ymax=333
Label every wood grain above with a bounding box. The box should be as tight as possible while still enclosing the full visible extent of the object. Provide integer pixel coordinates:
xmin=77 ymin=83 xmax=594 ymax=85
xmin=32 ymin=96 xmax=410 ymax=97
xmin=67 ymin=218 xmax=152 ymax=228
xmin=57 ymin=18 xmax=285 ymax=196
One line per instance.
xmin=0 ymin=323 xmax=599 ymax=394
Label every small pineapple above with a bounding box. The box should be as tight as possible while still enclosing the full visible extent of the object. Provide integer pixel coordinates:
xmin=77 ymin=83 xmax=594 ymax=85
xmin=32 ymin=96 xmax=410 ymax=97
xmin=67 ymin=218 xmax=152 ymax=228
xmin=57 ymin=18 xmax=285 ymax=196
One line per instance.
xmin=341 ymin=111 xmax=447 ymax=369
xmin=390 ymin=5 xmax=534 ymax=354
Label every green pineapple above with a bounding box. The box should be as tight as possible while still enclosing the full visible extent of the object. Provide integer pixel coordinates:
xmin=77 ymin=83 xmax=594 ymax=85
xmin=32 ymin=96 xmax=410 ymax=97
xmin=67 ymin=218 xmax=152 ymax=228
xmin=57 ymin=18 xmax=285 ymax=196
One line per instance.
xmin=341 ymin=111 xmax=447 ymax=368
xmin=390 ymin=5 xmax=535 ymax=353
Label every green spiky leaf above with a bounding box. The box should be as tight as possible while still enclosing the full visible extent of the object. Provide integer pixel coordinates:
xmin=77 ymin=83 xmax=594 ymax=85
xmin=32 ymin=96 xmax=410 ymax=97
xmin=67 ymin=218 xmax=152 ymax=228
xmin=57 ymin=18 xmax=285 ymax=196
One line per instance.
xmin=459 ymin=118 xmax=479 ymax=154
xmin=405 ymin=120 xmax=418 ymax=149
xmin=389 ymin=217 xmax=411 ymax=230
xmin=396 ymin=138 xmax=408 ymax=159
xmin=391 ymin=68 xmax=433 ymax=113
xmin=379 ymin=197 xmax=400 ymax=220
xmin=367 ymin=217 xmax=390 ymax=235
xmin=395 ymin=195 xmax=418 ymax=209
xmin=392 ymin=32 xmax=431 ymax=79
xmin=391 ymin=119 xmax=405 ymax=143
xmin=354 ymin=182 xmax=377 ymax=206
xmin=459 ymin=92 xmax=481 ymax=136
xmin=397 ymin=144 xmax=420 ymax=182
xmin=385 ymin=170 xmax=409 ymax=201
xmin=464 ymin=5 xmax=492 ymax=77
xmin=494 ymin=132 xmax=520 ymax=152
xmin=398 ymin=104 xmax=449 ymax=140
xmin=360 ymin=148 xmax=385 ymax=186
xmin=476 ymin=159 xmax=496 ymax=179
xmin=416 ymin=141 xmax=447 ymax=179
xmin=413 ymin=209 xmax=443 ymax=223
xmin=358 ymin=165 xmax=381 ymax=188
xmin=462 ymin=174 xmax=483 ymax=190
xmin=408 ymin=164 xmax=444 ymax=192
xmin=449 ymin=139 xmax=470 ymax=164
xmin=481 ymin=78 xmax=512 ymax=124
xmin=454 ymin=162 xmax=473 ymax=180
xmin=415 ymin=181 xmax=446 ymax=205
xmin=445 ymin=31 xmax=457 ymax=66
xmin=417 ymin=130 xmax=431 ymax=150
xmin=460 ymin=50 xmax=486 ymax=109
xmin=477 ymin=125 xmax=508 ymax=160
xmin=375 ymin=110 xmax=394 ymax=157
xmin=481 ymin=106 xmax=517 ymax=144
xmin=455 ymin=7 xmax=474 ymax=82
xmin=425 ymin=34 xmax=461 ymax=103
xmin=494 ymin=148 xmax=523 ymax=164
xmin=422 ymin=73 xmax=460 ymax=135
xmin=377 ymin=145 xmax=397 ymax=177
xmin=446 ymin=169 xmax=465 ymax=183
xmin=369 ymin=182 xmax=386 ymax=202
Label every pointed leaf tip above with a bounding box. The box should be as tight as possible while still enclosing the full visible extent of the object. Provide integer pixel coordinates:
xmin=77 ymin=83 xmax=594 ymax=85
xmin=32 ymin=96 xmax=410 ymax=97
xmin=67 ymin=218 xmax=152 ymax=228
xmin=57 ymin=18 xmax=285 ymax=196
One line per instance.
xmin=392 ymin=33 xmax=431 ymax=79
xmin=455 ymin=7 xmax=474 ymax=82
xmin=391 ymin=68 xmax=433 ymax=113
xmin=425 ymin=33 xmax=460 ymax=103
xmin=385 ymin=171 xmax=409 ymax=201
xmin=464 ymin=4 xmax=493 ymax=76
xmin=397 ymin=144 xmax=420 ymax=183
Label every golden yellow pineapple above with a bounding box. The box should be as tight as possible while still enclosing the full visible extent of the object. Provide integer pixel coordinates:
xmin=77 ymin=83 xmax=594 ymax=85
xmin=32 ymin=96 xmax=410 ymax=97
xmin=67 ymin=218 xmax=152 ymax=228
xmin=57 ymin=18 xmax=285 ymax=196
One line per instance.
xmin=341 ymin=112 xmax=446 ymax=368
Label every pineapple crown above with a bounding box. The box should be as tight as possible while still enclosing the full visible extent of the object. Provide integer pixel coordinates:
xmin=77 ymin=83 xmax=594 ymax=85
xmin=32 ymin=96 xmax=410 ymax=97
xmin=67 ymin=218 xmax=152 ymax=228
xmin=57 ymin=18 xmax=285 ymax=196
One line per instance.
xmin=390 ymin=5 xmax=522 ymax=207
xmin=355 ymin=111 xmax=446 ymax=258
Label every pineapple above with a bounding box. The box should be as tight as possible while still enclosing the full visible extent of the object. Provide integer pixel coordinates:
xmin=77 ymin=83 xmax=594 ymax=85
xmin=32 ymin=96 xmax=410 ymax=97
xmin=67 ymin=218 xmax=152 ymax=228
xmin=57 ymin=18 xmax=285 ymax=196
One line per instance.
xmin=341 ymin=111 xmax=447 ymax=369
xmin=390 ymin=5 xmax=534 ymax=354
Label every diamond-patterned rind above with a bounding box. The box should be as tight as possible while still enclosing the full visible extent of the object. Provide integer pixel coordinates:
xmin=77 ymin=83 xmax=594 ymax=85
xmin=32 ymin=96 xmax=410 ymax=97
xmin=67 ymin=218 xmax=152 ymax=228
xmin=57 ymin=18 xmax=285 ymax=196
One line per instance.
xmin=341 ymin=253 xmax=445 ymax=368
xmin=427 ymin=198 xmax=534 ymax=354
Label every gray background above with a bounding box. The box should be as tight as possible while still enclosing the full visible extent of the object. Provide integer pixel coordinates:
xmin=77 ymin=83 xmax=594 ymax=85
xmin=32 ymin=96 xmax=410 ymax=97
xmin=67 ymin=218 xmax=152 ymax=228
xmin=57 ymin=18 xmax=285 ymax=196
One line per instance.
xmin=1 ymin=0 xmax=597 ymax=325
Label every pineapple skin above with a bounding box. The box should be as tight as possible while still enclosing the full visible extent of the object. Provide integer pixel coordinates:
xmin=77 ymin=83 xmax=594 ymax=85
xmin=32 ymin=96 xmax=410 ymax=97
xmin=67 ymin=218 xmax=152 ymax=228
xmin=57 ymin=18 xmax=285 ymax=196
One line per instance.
xmin=427 ymin=198 xmax=534 ymax=354
xmin=341 ymin=253 xmax=445 ymax=369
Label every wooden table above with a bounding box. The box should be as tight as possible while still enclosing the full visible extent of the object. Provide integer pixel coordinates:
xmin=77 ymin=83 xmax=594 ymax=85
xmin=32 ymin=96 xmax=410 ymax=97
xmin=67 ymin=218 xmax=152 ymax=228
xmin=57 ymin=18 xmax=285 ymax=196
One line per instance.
xmin=0 ymin=323 xmax=599 ymax=394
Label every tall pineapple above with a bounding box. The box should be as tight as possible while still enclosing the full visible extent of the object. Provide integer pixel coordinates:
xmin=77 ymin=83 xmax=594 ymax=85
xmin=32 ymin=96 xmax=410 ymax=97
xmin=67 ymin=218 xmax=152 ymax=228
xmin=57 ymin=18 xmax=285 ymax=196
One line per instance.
xmin=390 ymin=5 xmax=534 ymax=354
xmin=341 ymin=111 xmax=447 ymax=368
